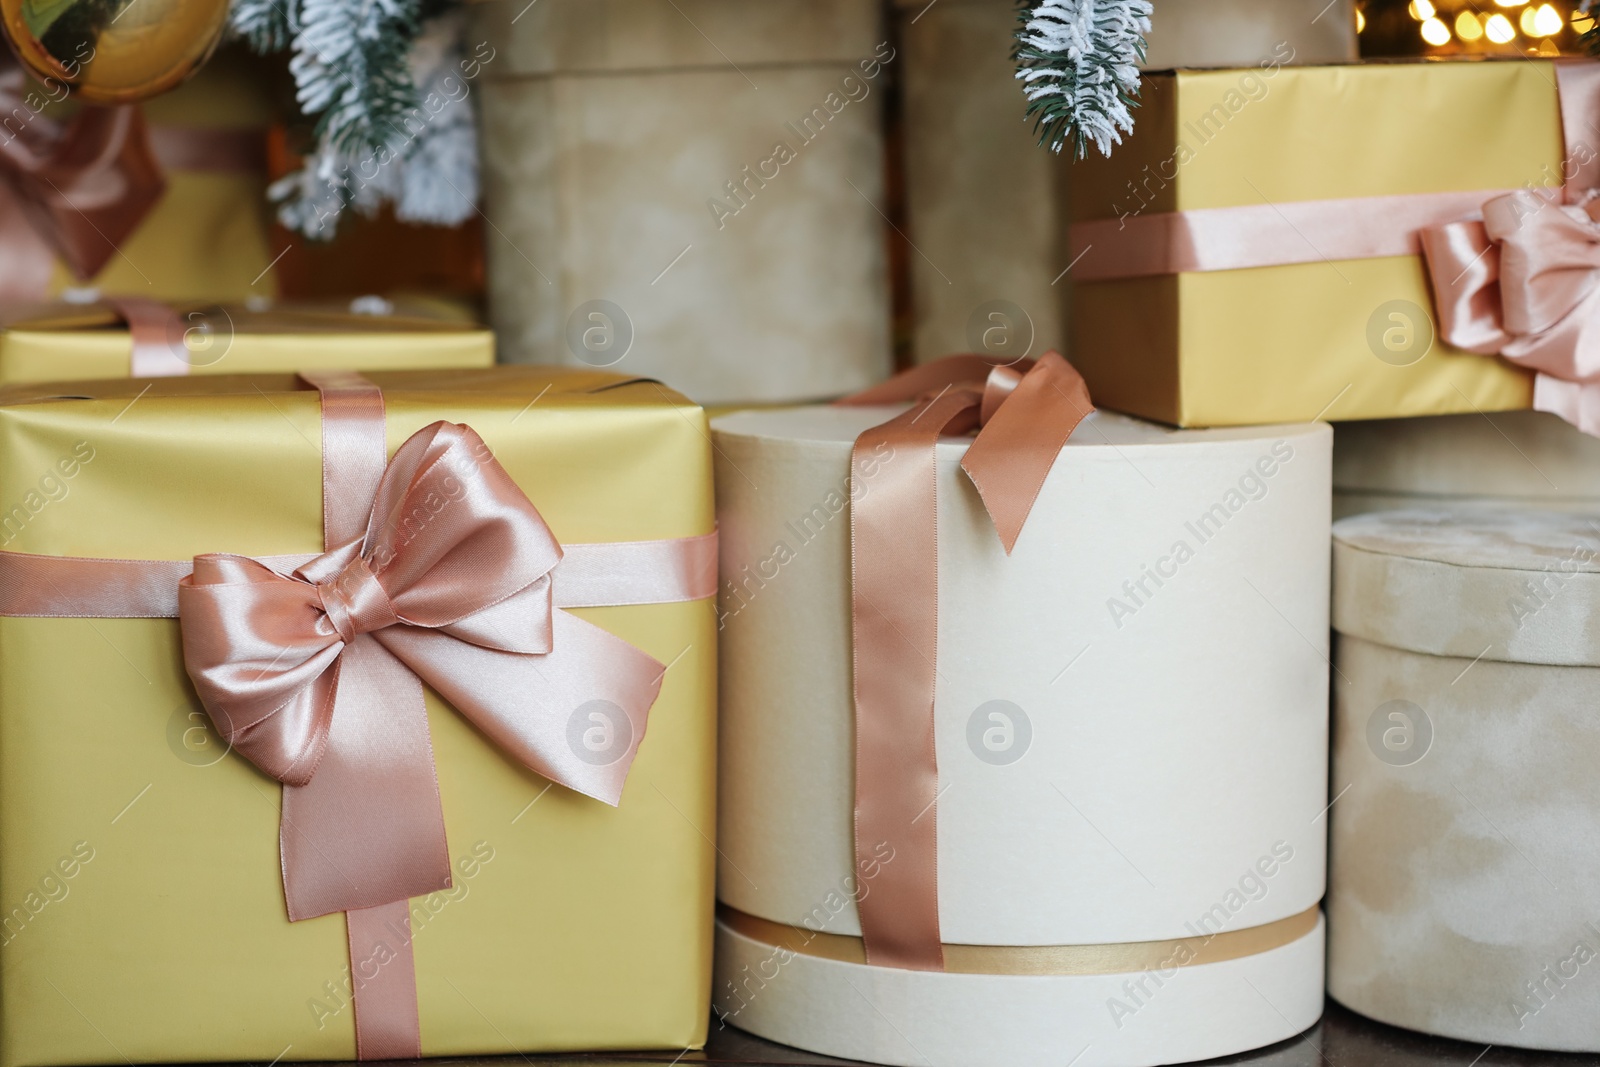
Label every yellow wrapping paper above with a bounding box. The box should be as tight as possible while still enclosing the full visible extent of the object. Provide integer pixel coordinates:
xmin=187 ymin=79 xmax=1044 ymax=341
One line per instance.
xmin=1069 ymin=61 xmax=1558 ymax=427
xmin=0 ymin=368 xmax=715 ymax=1067
xmin=36 ymin=46 xmax=279 ymax=301
xmin=0 ymin=304 xmax=495 ymax=384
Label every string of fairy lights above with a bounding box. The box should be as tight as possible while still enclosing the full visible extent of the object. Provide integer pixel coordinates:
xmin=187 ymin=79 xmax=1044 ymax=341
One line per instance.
xmin=1357 ymin=0 xmax=1592 ymax=56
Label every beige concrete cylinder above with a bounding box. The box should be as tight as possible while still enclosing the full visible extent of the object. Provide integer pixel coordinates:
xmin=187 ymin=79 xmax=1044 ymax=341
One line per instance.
xmin=470 ymin=0 xmax=893 ymax=404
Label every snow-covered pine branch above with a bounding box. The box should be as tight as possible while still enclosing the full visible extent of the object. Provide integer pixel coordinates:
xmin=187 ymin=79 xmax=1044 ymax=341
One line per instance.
xmin=230 ymin=0 xmax=478 ymax=237
xmin=1015 ymin=0 xmax=1152 ymax=159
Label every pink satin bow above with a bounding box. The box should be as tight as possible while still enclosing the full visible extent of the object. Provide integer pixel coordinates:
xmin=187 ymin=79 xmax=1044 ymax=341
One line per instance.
xmin=0 ymin=65 xmax=165 ymax=298
xmin=178 ymin=418 xmax=665 ymax=923
xmin=1422 ymin=189 xmax=1600 ymax=433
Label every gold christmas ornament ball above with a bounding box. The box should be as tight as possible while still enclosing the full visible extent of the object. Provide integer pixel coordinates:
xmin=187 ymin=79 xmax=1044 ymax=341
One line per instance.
xmin=1 ymin=0 xmax=228 ymax=104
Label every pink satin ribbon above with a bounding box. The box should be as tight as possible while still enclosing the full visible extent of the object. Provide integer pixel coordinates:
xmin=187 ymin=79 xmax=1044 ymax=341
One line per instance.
xmin=1067 ymin=188 xmax=1514 ymax=281
xmin=1064 ymin=59 xmax=1600 ymax=436
xmin=0 ymin=372 xmax=718 ymax=1057
xmin=104 ymin=297 xmax=191 ymax=376
xmin=1418 ymin=63 xmax=1600 ymax=434
xmin=0 ymin=65 xmax=163 ymax=294
xmin=836 ymin=352 xmax=1093 ymax=970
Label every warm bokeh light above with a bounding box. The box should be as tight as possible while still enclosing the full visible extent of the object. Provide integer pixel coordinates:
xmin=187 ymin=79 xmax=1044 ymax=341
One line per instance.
xmin=1533 ymin=3 xmax=1566 ymax=33
xmin=1456 ymin=10 xmax=1486 ymax=38
xmin=1362 ymin=0 xmax=1587 ymax=56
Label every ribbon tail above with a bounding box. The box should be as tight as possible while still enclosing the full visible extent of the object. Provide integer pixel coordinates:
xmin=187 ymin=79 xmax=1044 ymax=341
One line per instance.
xmin=850 ymin=393 xmax=987 ymax=973
xmin=376 ymin=610 xmax=663 ymax=806
xmin=347 ymin=901 xmax=423 ymax=1060
xmin=281 ymin=635 xmax=452 ymax=921
xmin=1532 ymin=373 xmax=1600 ymax=437
xmin=960 ymin=351 xmax=1093 ymax=555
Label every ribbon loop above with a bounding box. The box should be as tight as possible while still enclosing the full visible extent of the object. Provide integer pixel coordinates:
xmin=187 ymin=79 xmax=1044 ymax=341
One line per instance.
xmin=177 ymin=415 xmax=662 ymax=921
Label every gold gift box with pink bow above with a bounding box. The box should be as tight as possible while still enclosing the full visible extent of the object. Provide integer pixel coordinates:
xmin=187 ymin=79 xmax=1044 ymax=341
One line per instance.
xmin=0 ymin=367 xmax=716 ymax=1066
xmin=1066 ymin=59 xmax=1600 ymax=431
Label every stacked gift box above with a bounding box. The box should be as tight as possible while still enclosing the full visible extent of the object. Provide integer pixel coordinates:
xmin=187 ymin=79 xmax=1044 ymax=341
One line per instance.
xmin=5 ymin=1 xmax=1600 ymax=1065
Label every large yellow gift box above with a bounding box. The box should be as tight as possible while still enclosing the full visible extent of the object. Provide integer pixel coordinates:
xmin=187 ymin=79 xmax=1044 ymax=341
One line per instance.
xmin=0 ymin=302 xmax=494 ymax=384
xmin=0 ymin=368 xmax=715 ymax=1066
xmin=1067 ymin=60 xmax=1558 ymax=427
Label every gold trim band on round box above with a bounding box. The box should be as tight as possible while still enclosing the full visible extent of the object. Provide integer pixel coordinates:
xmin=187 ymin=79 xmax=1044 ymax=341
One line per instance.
xmin=717 ymin=903 xmax=1322 ymax=977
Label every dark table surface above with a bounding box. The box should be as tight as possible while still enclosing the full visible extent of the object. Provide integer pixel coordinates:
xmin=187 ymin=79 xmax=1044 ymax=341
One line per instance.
xmin=417 ymin=999 xmax=1600 ymax=1067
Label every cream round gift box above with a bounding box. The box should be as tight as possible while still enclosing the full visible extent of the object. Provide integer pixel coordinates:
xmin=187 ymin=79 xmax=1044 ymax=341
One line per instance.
xmin=1334 ymin=413 xmax=1600 ymax=519
xmin=1329 ymin=509 xmax=1600 ymax=1051
xmin=712 ymin=407 xmax=1332 ymax=1067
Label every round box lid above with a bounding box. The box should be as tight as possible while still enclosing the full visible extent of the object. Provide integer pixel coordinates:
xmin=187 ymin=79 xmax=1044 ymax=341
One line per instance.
xmin=1333 ymin=508 xmax=1600 ymax=667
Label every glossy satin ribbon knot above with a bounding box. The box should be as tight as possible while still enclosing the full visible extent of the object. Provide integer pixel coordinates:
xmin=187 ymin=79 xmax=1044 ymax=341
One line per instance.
xmin=1420 ymin=189 xmax=1600 ymax=433
xmin=837 ymin=352 xmax=1093 ymax=971
xmin=1415 ymin=59 xmax=1600 ymax=433
xmin=179 ymin=416 xmax=665 ymax=924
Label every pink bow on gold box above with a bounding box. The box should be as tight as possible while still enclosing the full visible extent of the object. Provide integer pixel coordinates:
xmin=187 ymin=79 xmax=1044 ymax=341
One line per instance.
xmin=0 ymin=367 xmax=717 ymax=1066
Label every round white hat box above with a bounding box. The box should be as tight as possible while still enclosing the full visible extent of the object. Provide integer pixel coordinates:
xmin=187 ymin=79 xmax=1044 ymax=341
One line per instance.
xmin=711 ymin=406 xmax=1332 ymax=1067
xmin=1330 ymin=508 xmax=1600 ymax=1052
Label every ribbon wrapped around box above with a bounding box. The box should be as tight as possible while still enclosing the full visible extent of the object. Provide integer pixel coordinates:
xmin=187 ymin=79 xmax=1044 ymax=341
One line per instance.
xmin=0 ymin=299 xmax=494 ymax=383
xmin=1065 ymin=59 xmax=1600 ymax=431
xmin=0 ymin=367 xmax=717 ymax=1066
xmin=711 ymin=355 xmax=1331 ymax=1067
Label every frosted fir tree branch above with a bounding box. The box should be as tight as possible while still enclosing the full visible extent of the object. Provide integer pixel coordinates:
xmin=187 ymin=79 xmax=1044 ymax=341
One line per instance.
xmin=289 ymin=0 xmax=420 ymax=157
xmin=1014 ymin=0 xmax=1151 ymax=159
xmin=264 ymin=10 xmax=479 ymax=237
xmin=229 ymin=0 xmax=479 ymax=237
xmin=230 ymin=0 xmax=295 ymax=51
xmin=1582 ymin=0 xmax=1600 ymax=55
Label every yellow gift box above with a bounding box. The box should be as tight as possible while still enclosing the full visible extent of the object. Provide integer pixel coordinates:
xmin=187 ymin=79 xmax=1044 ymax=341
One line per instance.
xmin=30 ymin=46 xmax=280 ymax=302
xmin=0 ymin=302 xmax=495 ymax=384
xmin=0 ymin=368 xmax=715 ymax=1066
xmin=1067 ymin=60 xmax=1558 ymax=427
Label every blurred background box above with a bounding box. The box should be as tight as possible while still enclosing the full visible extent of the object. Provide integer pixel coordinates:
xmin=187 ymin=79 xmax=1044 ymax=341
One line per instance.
xmin=894 ymin=0 xmax=1066 ymax=365
xmin=469 ymin=0 xmax=893 ymax=404
xmin=2 ymin=44 xmax=278 ymax=303
xmin=1143 ymin=0 xmax=1357 ymax=69
xmin=1334 ymin=412 xmax=1600 ymax=518
xmin=0 ymin=299 xmax=493 ymax=383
